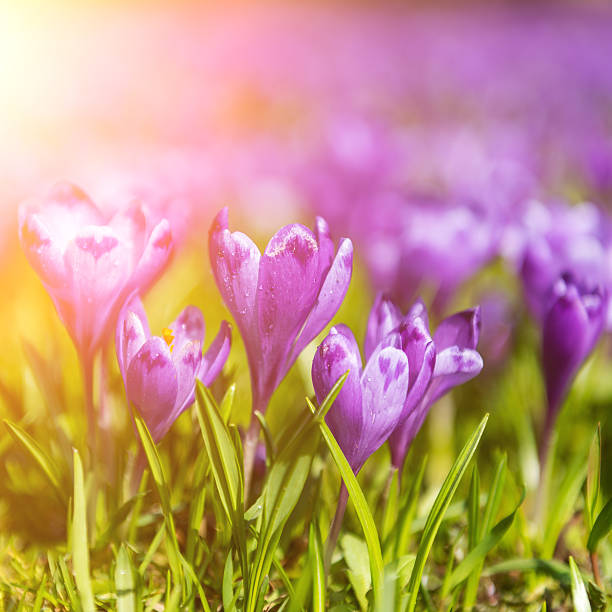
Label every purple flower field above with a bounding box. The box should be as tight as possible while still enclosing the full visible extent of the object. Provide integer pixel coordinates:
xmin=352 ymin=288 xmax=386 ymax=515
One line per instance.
xmin=2 ymin=2 xmax=612 ymax=609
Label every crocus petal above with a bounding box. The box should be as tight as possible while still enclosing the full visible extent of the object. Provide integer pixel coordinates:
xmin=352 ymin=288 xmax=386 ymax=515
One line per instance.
xmin=18 ymin=211 xmax=66 ymax=289
xmin=424 ymin=346 xmax=484 ymax=407
xmin=63 ymin=226 xmax=131 ymax=354
xmin=132 ymin=218 xmax=173 ymax=291
xmin=170 ymin=305 xmax=205 ymax=354
xmin=126 ymin=337 xmax=178 ymax=441
xmin=313 ymin=326 xmax=363 ymax=470
xmin=314 ymin=216 xmax=335 ymax=276
xmin=33 ymin=182 xmax=104 ymax=249
xmin=109 ymin=204 xmax=147 ymax=267
xmin=170 ymin=340 xmax=203 ymax=428
xmin=116 ymin=294 xmax=150 ymax=380
xmin=209 ymin=208 xmax=261 ymax=338
xmin=397 ymin=314 xmax=436 ymax=416
xmin=257 ymin=223 xmax=322 ymax=396
xmin=434 ymin=307 xmax=481 ymax=351
xmin=199 ymin=320 xmax=232 ymax=386
xmin=356 ymin=346 xmax=409 ymax=473
xmin=289 ymin=237 xmax=353 ymax=364
xmin=365 ymin=293 xmax=402 ymax=360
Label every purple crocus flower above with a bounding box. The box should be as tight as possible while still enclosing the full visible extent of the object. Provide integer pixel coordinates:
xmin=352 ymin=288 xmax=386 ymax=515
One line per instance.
xmin=387 ymin=301 xmax=484 ymax=470
xmin=19 ymin=182 xmax=172 ymax=363
xmin=116 ymin=297 xmax=231 ymax=441
xmin=312 ymin=325 xmax=411 ymax=474
xmin=209 ymin=206 xmax=353 ymax=413
xmin=541 ymin=274 xmax=607 ymax=424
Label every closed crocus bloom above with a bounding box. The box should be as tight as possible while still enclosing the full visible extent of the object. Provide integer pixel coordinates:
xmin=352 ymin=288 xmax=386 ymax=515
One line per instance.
xmin=116 ymin=297 xmax=231 ymax=441
xmin=542 ymin=274 xmax=607 ymax=422
xmin=209 ymin=207 xmax=353 ymax=413
xmin=19 ymin=182 xmax=173 ymax=363
xmin=389 ymin=305 xmax=483 ymax=470
xmin=312 ymin=325 xmax=410 ymax=474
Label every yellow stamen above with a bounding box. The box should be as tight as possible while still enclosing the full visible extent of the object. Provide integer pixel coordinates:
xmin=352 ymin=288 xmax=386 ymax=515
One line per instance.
xmin=162 ymin=327 xmax=175 ymax=352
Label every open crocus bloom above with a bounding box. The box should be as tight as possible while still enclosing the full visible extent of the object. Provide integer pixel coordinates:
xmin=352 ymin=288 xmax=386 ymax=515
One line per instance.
xmin=116 ymin=297 xmax=231 ymax=441
xmin=364 ymin=294 xmax=483 ymax=470
xmin=312 ymin=324 xmax=410 ymax=474
xmin=209 ymin=207 xmax=353 ymax=412
xmin=19 ymin=182 xmax=173 ymax=362
xmin=388 ymin=302 xmax=484 ymax=469
xmin=542 ymin=274 xmax=607 ymax=419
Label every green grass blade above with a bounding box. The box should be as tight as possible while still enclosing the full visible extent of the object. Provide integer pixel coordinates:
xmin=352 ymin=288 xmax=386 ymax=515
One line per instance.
xmin=222 ymin=551 xmax=235 ymax=612
xmin=194 ymin=382 xmax=243 ymax=524
xmin=587 ymin=495 xmax=612 ymax=553
xmin=342 ymin=534 xmax=370 ymax=612
xmin=115 ymin=544 xmax=136 ymax=612
xmin=72 ymin=448 xmax=95 ymax=612
xmin=405 ymin=414 xmax=488 ymax=612
xmin=133 ymin=415 xmax=184 ymax=590
xmin=569 ymin=556 xmax=592 ymax=612
xmin=317 ymin=417 xmax=384 ymax=598
xmin=484 ymin=558 xmax=571 ymax=585
xmin=4 ymin=419 xmax=65 ymax=505
xmin=446 ymin=488 xmax=525 ymax=592
xmin=586 ymin=424 xmax=602 ymax=531
xmin=467 ymin=465 xmax=480 ymax=551
xmin=542 ymin=453 xmax=587 ymax=558
xmin=309 ymin=522 xmax=325 ymax=612
xmin=382 ymin=469 xmax=399 ymax=563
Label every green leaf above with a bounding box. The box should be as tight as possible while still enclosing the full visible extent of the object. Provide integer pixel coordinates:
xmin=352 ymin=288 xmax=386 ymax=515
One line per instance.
xmin=587 ymin=495 xmax=612 ymax=552
xmin=72 ymin=448 xmax=95 ymax=612
xmin=133 ymin=415 xmax=184 ymax=591
xmin=382 ymin=469 xmax=399 ymax=562
xmin=446 ymin=488 xmax=525 ymax=592
xmin=317 ymin=415 xmax=384 ymax=599
xmin=220 ymin=383 xmax=237 ymax=423
xmin=222 ymin=552 xmax=235 ymax=612
xmin=194 ymin=382 xmax=243 ymax=524
xmin=247 ymin=404 xmax=320 ymax=611
xmin=195 ymin=382 xmax=248 ymax=597
xmin=462 ymin=453 xmax=507 ymax=608
xmin=309 ymin=522 xmax=325 ymax=612
xmin=255 ymin=410 xmax=276 ymax=464
xmin=467 ymin=466 xmax=480 ymax=551
xmin=542 ymin=451 xmax=587 ymax=558
xmin=484 ymin=558 xmax=571 ymax=585
xmin=405 ymin=414 xmax=488 ymax=612
xmin=569 ymin=556 xmax=592 ymax=612
xmin=4 ymin=419 xmax=65 ymax=505
xmin=395 ymin=456 xmax=427 ymax=558
xmin=341 ymin=534 xmax=370 ymax=612
xmin=115 ymin=544 xmax=136 ymax=612
xmin=586 ymin=424 xmax=602 ymax=531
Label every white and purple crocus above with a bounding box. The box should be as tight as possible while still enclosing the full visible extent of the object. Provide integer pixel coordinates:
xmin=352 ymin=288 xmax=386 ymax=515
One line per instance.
xmin=312 ymin=294 xmax=484 ymax=474
xmin=116 ymin=297 xmax=231 ymax=441
xmin=19 ymin=182 xmax=173 ymax=364
xmin=209 ymin=207 xmax=353 ymax=414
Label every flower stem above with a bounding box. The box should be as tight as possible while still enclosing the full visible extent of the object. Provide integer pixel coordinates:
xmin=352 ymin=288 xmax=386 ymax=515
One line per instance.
xmin=325 ymin=484 xmax=348 ymax=574
xmin=81 ymin=353 xmax=97 ymax=458
xmin=534 ymin=405 xmax=558 ymax=529
xmin=243 ymin=416 xmax=261 ymax=506
xmin=591 ymin=550 xmax=603 ymax=588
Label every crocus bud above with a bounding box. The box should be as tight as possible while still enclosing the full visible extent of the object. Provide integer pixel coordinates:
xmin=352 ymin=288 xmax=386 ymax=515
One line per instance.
xmin=312 ymin=325 xmax=409 ymax=474
xmin=19 ymin=182 xmax=172 ymax=362
xmin=542 ymin=274 xmax=607 ymax=418
xmin=116 ymin=297 xmax=231 ymax=441
xmin=389 ymin=305 xmax=483 ymax=469
xmin=209 ymin=207 xmax=353 ymax=413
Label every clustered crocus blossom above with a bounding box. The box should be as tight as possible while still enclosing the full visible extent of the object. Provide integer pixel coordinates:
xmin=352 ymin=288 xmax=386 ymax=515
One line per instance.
xmin=116 ymin=297 xmax=231 ymax=441
xmin=313 ymin=295 xmax=483 ymax=475
xmin=539 ymin=274 xmax=608 ymax=462
xmin=209 ymin=207 xmax=354 ymax=414
xmin=19 ymin=182 xmax=173 ymax=364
